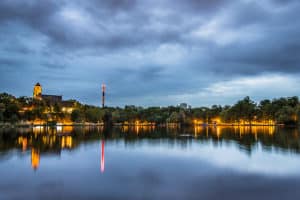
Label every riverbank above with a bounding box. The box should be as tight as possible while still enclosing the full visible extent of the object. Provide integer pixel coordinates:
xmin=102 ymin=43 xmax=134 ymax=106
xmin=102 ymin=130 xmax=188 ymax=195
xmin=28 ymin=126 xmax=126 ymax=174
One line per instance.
xmin=0 ymin=122 xmax=293 ymax=128
xmin=0 ymin=122 xmax=104 ymax=128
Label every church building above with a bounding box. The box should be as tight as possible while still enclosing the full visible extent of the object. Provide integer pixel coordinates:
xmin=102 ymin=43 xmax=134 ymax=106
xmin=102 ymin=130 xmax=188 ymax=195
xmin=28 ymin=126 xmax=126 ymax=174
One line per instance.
xmin=33 ymin=83 xmax=76 ymax=113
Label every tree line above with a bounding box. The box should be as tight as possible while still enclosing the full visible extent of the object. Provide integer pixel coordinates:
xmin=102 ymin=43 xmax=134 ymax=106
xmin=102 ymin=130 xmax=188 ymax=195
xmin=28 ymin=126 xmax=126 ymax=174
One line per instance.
xmin=1 ymin=92 xmax=300 ymax=125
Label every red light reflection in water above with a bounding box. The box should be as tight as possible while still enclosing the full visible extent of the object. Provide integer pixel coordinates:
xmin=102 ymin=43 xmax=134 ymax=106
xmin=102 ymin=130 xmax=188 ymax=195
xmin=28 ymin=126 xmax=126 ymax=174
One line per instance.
xmin=101 ymin=140 xmax=105 ymax=173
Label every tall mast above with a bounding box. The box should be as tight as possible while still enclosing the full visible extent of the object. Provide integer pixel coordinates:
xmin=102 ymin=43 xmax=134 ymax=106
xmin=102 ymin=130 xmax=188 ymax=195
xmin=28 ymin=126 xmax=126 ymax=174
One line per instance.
xmin=102 ymin=84 xmax=106 ymax=108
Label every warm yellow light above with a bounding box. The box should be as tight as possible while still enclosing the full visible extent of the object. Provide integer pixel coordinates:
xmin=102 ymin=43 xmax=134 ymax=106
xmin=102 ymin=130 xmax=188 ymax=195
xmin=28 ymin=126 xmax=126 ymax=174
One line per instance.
xmin=212 ymin=117 xmax=221 ymax=124
xmin=61 ymin=136 xmax=73 ymax=148
xmin=193 ymin=119 xmax=204 ymax=125
xmin=31 ymin=148 xmax=40 ymax=170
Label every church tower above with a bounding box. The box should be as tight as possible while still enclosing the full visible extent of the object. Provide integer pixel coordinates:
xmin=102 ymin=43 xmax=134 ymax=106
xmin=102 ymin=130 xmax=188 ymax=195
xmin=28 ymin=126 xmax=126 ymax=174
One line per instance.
xmin=33 ymin=83 xmax=42 ymax=100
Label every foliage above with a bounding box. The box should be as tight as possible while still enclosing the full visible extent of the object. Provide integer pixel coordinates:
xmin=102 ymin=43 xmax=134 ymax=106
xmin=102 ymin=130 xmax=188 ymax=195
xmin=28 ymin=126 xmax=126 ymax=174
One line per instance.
xmin=71 ymin=109 xmax=84 ymax=122
xmin=1 ymin=92 xmax=300 ymax=125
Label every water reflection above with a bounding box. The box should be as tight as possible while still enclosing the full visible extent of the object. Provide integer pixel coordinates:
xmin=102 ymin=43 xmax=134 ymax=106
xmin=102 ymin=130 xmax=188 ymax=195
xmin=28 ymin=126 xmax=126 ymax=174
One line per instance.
xmin=1 ymin=126 xmax=300 ymax=199
xmin=122 ymin=124 xmax=156 ymax=135
xmin=101 ymin=140 xmax=105 ymax=173
xmin=0 ymin=126 xmax=300 ymax=172
xmin=193 ymin=125 xmax=276 ymax=138
xmin=31 ymin=147 xmax=40 ymax=170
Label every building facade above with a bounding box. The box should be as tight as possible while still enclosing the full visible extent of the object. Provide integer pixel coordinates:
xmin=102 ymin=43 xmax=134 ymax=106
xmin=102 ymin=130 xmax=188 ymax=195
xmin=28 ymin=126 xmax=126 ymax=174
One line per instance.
xmin=32 ymin=83 xmax=76 ymax=114
xmin=33 ymin=83 xmax=42 ymax=100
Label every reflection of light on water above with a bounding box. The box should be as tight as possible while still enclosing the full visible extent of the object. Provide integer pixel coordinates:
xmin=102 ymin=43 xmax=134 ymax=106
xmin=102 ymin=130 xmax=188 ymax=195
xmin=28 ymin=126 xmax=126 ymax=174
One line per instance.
xmin=216 ymin=127 xmax=221 ymax=139
xmin=18 ymin=137 xmax=28 ymax=152
xmin=135 ymin=126 xmax=140 ymax=135
xmin=34 ymin=125 xmax=74 ymax=135
xmin=101 ymin=140 xmax=105 ymax=173
xmin=41 ymin=135 xmax=57 ymax=147
xmin=196 ymin=126 xmax=276 ymax=138
xmin=31 ymin=148 xmax=40 ymax=170
xmin=194 ymin=126 xmax=204 ymax=138
xmin=11 ymin=126 xmax=300 ymax=175
xmin=33 ymin=126 xmax=44 ymax=134
xmin=123 ymin=125 xmax=129 ymax=133
xmin=63 ymin=126 xmax=74 ymax=134
xmin=121 ymin=125 xmax=156 ymax=135
xmin=61 ymin=136 xmax=73 ymax=149
xmin=23 ymin=138 xmax=27 ymax=152
xmin=57 ymin=125 xmax=63 ymax=133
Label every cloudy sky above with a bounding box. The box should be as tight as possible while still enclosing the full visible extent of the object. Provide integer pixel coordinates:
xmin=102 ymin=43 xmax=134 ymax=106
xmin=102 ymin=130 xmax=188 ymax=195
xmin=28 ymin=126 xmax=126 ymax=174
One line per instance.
xmin=0 ymin=0 xmax=299 ymax=107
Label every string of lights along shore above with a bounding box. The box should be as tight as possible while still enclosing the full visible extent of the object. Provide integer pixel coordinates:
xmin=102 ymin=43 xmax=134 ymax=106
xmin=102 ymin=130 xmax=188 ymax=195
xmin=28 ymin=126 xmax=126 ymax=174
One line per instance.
xmin=102 ymin=84 xmax=106 ymax=108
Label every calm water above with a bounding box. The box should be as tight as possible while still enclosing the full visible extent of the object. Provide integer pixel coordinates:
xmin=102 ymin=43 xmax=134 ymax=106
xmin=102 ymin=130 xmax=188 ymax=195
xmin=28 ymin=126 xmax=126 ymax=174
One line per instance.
xmin=1 ymin=126 xmax=300 ymax=200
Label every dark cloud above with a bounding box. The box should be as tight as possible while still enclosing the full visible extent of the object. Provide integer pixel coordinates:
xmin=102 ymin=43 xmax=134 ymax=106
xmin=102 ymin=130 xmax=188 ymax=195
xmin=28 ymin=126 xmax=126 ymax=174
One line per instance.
xmin=0 ymin=0 xmax=61 ymax=23
xmin=3 ymin=45 xmax=33 ymax=55
xmin=0 ymin=58 xmax=22 ymax=67
xmin=270 ymin=0 xmax=299 ymax=6
xmin=42 ymin=62 xmax=66 ymax=70
xmin=88 ymin=0 xmax=137 ymax=11
xmin=0 ymin=0 xmax=299 ymax=106
xmin=172 ymin=0 xmax=231 ymax=12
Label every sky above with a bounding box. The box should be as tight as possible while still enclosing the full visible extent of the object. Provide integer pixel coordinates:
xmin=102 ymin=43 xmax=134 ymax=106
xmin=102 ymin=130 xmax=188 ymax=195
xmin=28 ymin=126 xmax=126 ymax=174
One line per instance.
xmin=0 ymin=0 xmax=300 ymax=107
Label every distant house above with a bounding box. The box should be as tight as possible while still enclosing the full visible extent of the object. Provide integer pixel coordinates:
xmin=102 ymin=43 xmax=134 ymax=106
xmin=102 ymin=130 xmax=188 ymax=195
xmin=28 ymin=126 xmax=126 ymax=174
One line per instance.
xmin=178 ymin=103 xmax=191 ymax=110
xmin=33 ymin=83 xmax=76 ymax=113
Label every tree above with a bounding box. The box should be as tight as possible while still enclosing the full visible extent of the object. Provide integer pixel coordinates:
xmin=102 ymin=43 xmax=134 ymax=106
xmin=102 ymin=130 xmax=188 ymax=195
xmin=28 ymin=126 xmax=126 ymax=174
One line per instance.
xmin=220 ymin=107 xmax=232 ymax=123
xmin=24 ymin=110 xmax=35 ymax=121
xmin=9 ymin=114 xmax=19 ymax=123
xmin=53 ymin=102 xmax=61 ymax=113
xmin=232 ymin=96 xmax=256 ymax=124
xmin=258 ymin=99 xmax=273 ymax=122
xmin=0 ymin=111 xmax=3 ymax=122
xmin=297 ymin=105 xmax=300 ymax=125
xmin=275 ymin=106 xmax=297 ymax=125
xmin=168 ymin=112 xmax=180 ymax=123
xmin=287 ymin=96 xmax=299 ymax=107
xmin=85 ymin=107 xmax=103 ymax=123
xmin=0 ymin=103 xmax=4 ymax=122
xmin=71 ymin=109 xmax=84 ymax=122
xmin=103 ymin=110 xmax=113 ymax=126
xmin=112 ymin=110 xmax=121 ymax=122
xmin=4 ymin=103 xmax=20 ymax=122
xmin=17 ymin=96 xmax=32 ymax=107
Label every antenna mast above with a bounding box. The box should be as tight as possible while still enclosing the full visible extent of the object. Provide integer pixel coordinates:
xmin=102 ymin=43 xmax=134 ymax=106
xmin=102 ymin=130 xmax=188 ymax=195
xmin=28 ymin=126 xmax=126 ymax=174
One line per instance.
xmin=102 ymin=84 xmax=106 ymax=108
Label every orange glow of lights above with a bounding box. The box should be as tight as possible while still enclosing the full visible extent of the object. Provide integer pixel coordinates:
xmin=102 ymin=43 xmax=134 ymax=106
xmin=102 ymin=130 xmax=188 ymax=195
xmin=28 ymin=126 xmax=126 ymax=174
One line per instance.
xmin=18 ymin=137 xmax=28 ymax=152
xmin=212 ymin=118 xmax=221 ymax=124
xmin=31 ymin=148 xmax=40 ymax=170
xmin=193 ymin=119 xmax=204 ymax=125
xmin=194 ymin=126 xmax=204 ymax=136
xmin=61 ymin=136 xmax=73 ymax=149
xmin=63 ymin=126 xmax=74 ymax=134
xmin=22 ymin=138 xmax=27 ymax=152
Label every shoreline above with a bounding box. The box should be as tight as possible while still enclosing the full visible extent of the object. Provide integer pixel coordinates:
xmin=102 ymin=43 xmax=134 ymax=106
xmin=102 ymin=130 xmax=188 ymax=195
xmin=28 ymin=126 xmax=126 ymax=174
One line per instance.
xmin=0 ymin=122 xmax=296 ymax=128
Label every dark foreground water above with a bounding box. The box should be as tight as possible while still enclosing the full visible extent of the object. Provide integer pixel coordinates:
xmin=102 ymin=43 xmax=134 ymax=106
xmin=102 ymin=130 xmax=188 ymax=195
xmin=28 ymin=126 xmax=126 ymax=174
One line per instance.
xmin=1 ymin=126 xmax=300 ymax=200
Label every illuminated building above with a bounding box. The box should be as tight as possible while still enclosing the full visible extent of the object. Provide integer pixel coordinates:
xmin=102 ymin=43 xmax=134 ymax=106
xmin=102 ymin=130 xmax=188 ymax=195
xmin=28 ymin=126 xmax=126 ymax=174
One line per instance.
xmin=33 ymin=82 xmax=42 ymax=100
xmin=33 ymin=82 xmax=63 ymax=103
xmin=32 ymin=83 xmax=76 ymax=114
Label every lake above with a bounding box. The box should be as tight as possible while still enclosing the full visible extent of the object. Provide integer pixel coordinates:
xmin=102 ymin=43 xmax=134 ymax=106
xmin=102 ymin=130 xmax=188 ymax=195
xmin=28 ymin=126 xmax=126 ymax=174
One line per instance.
xmin=0 ymin=126 xmax=300 ymax=200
